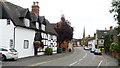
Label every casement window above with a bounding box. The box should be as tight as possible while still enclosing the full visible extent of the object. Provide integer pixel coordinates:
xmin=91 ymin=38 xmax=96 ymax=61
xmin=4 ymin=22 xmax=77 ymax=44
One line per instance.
xmin=44 ymin=34 xmax=47 ymax=39
xmin=10 ymin=39 xmax=13 ymax=48
xmin=24 ymin=40 xmax=29 ymax=49
xmin=42 ymin=40 xmax=45 ymax=45
xmin=41 ymin=24 xmax=45 ymax=31
xmin=24 ymin=18 xmax=30 ymax=27
xmin=41 ymin=33 xmax=44 ymax=38
xmin=7 ymin=19 xmax=10 ymax=25
xmin=51 ymin=35 xmax=53 ymax=40
xmin=101 ymin=40 xmax=104 ymax=44
xmin=48 ymin=34 xmax=51 ymax=40
xmin=36 ymin=22 xmax=39 ymax=29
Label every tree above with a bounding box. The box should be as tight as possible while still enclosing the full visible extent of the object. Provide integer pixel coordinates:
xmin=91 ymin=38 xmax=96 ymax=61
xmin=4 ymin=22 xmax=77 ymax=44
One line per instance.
xmin=104 ymin=33 xmax=113 ymax=53
xmin=54 ymin=16 xmax=74 ymax=47
xmin=110 ymin=0 xmax=120 ymax=24
xmin=110 ymin=0 xmax=120 ymax=65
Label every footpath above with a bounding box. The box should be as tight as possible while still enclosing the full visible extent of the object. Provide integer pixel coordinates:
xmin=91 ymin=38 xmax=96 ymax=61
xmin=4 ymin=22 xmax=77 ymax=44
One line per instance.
xmin=103 ymin=54 xmax=118 ymax=66
xmin=2 ymin=51 xmax=74 ymax=66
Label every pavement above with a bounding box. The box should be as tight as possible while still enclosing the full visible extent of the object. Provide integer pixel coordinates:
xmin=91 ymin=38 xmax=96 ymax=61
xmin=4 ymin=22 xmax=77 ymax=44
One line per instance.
xmin=102 ymin=53 xmax=118 ymax=66
xmin=2 ymin=51 xmax=74 ymax=66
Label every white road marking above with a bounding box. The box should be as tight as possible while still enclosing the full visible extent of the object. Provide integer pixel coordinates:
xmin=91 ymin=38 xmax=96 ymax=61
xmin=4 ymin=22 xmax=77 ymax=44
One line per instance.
xmin=83 ymin=53 xmax=87 ymax=58
xmin=97 ymin=60 xmax=103 ymax=68
xmin=79 ymin=59 xmax=83 ymax=61
xmin=69 ymin=61 xmax=78 ymax=66
xmin=69 ymin=49 xmax=88 ymax=66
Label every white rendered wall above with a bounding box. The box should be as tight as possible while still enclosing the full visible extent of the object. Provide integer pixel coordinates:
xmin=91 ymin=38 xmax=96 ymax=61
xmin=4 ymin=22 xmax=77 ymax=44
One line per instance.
xmin=15 ymin=27 xmax=35 ymax=58
xmin=0 ymin=19 xmax=15 ymax=48
xmin=88 ymin=40 xmax=95 ymax=48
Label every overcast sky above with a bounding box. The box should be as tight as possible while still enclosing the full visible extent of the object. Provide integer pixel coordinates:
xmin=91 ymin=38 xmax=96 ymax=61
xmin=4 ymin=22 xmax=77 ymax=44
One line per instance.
xmin=6 ymin=0 xmax=118 ymax=39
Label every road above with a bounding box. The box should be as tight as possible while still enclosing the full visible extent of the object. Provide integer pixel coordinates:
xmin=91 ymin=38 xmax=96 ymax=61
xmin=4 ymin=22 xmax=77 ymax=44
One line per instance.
xmin=2 ymin=47 xmax=118 ymax=67
xmin=30 ymin=47 xmax=116 ymax=66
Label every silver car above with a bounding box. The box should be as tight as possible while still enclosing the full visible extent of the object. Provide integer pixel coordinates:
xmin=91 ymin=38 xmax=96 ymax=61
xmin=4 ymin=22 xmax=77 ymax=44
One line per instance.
xmin=94 ymin=49 xmax=102 ymax=55
xmin=0 ymin=48 xmax=18 ymax=60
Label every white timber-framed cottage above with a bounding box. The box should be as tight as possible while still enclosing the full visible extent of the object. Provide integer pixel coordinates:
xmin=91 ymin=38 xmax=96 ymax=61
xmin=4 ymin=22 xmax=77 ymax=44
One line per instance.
xmin=0 ymin=1 xmax=58 ymax=58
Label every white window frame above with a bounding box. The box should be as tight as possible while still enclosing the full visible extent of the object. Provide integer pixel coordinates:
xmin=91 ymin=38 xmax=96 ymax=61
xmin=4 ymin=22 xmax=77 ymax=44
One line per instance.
xmin=10 ymin=39 xmax=14 ymax=48
xmin=24 ymin=40 xmax=29 ymax=49
xmin=48 ymin=34 xmax=51 ymax=40
xmin=101 ymin=40 xmax=104 ymax=44
xmin=24 ymin=18 xmax=30 ymax=27
xmin=41 ymin=33 xmax=44 ymax=38
xmin=36 ymin=22 xmax=39 ymax=29
xmin=41 ymin=24 xmax=45 ymax=31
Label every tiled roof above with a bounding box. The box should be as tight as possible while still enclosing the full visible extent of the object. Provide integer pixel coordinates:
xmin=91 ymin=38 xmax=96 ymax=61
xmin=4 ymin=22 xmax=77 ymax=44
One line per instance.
xmin=45 ymin=19 xmax=58 ymax=36
xmin=97 ymin=30 xmax=109 ymax=39
xmin=0 ymin=1 xmax=57 ymax=35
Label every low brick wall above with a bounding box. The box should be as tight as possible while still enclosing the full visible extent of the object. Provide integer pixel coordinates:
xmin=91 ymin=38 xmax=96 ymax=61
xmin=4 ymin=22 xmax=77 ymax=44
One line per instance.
xmin=104 ymin=51 xmax=120 ymax=59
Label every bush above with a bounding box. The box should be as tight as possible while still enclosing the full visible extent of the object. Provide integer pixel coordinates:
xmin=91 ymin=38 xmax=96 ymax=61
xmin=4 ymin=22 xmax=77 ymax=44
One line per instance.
xmin=45 ymin=47 xmax=53 ymax=55
xmin=110 ymin=43 xmax=119 ymax=52
xmin=34 ymin=41 xmax=40 ymax=46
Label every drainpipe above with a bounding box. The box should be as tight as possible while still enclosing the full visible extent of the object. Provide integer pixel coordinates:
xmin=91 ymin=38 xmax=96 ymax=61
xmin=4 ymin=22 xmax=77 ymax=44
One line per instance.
xmin=13 ymin=26 xmax=17 ymax=48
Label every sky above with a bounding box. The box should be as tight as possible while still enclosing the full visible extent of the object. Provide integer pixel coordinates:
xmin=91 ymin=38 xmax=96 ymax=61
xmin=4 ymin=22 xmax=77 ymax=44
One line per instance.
xmin=6 ymin=0 xmax=118 ymax=39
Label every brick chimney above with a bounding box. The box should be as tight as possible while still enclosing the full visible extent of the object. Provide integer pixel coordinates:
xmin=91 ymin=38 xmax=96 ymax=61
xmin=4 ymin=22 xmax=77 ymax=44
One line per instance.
xmin=109 ymin=26 xmax=113 ymax=32
xmin=32 ymin=1 xmax=40 ymax=15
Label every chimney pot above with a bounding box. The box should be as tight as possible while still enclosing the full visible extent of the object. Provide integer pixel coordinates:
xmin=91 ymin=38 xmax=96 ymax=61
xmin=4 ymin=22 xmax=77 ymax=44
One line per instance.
xmin=36 ymin=1 xmax=39 ymax=5
xmin=33 ymin=2 xmax=36 ymax=5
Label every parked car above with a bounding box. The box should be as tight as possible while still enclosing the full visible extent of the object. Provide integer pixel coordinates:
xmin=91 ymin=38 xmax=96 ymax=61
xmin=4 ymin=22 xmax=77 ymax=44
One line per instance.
xmin=94 ymin=49 xmax=102 ymax=55
xmin=88 ymin=46 xmax=92 ymax=50
xmin=0 ymin=48 xmax=18 ymax=60
xmin=90 ymin=48 xmax=96 ymax=53
xmin=84 ymin=46 xmax=90 ymax=50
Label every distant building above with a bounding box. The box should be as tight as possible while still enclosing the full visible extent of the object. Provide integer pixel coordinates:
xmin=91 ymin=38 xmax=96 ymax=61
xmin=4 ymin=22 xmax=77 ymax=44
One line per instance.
xmin=95 ymin=30 xmax=108 ymax=48
xmin=88 ymin=33 xmax=96 ymax=48
xmin=72 ymin=39 xmax=81 ymax=47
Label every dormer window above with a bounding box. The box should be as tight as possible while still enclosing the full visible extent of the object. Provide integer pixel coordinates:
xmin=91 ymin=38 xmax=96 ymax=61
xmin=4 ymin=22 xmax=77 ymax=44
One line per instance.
xmin=41 ymin=24 xmax=45 ymax=31
xmin=24 ymin=18 xmax=30 ymax=27
xmin=36 ymin=22 xmax=39 ymax=29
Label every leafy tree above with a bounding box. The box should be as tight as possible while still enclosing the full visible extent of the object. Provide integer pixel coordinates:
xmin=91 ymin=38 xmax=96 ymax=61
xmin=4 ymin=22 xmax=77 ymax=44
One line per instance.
xmin=110 ymin=0 xmax=120 ymax=24
xmin=54 ymin=16 xmax=74 ymax=47
xmin=110 ymin=0 xmax=120 ymax=65
xmin=104 ymin=33 xmax=113 ymax=53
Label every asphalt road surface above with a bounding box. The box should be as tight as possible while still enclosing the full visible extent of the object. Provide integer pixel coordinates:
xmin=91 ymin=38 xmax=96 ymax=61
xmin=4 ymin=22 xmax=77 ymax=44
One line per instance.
xmin=2 ymin=47 xmax=118 ymax=67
